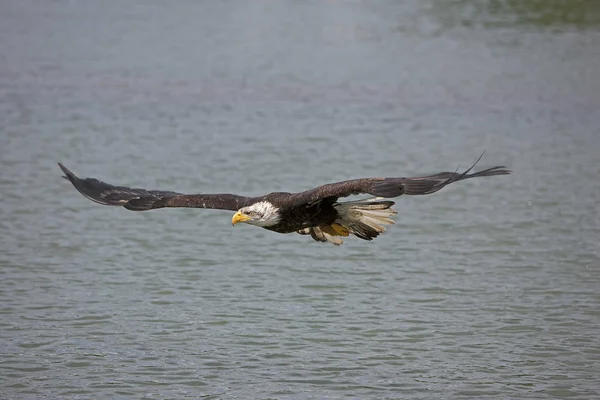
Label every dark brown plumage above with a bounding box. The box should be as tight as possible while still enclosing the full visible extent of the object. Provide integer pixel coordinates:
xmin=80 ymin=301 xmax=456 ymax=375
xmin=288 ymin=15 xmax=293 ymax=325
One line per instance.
xmin=58 ymin=154 xmax=511 ymax=244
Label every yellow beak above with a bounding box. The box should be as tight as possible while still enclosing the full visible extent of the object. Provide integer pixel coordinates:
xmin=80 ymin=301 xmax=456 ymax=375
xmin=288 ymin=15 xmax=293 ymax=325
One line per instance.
xmin=232 ymin=211 xmax=251 ymax=225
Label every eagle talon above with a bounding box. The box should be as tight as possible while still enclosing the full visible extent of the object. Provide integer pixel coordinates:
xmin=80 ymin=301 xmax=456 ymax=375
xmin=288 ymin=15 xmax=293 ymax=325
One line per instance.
xmin=330 ymin=223 xmax=350 ymax=236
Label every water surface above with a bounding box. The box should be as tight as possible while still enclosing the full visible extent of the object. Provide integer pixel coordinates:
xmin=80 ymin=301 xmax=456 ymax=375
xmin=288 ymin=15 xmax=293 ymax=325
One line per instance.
xmin=1 ymin=1 xmax=599 ymax=398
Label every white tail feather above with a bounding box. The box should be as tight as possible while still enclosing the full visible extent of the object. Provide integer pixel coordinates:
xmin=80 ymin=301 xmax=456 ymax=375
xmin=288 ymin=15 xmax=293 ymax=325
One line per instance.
xmin=297 ymin=198 xmax=397 ymax=245
xmin=333 ymin=198 xmax=397 ymax=243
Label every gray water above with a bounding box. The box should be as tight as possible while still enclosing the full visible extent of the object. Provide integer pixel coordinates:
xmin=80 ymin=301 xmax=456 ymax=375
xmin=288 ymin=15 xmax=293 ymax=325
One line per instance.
xmin=1 ymin=1 xmax=600 ymax=399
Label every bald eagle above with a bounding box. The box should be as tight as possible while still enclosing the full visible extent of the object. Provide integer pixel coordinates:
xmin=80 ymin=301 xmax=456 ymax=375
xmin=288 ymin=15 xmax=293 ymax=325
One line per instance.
xmin=58 ymin=156 xmax=510 ymax=245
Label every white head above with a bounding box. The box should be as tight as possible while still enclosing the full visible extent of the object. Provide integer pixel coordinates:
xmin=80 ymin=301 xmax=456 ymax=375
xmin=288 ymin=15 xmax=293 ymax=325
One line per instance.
xmin=231 ymin=201 xmax=281 ymax=227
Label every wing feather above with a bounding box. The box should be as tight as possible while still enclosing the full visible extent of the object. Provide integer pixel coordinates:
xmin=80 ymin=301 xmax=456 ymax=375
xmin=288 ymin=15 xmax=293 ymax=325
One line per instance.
xmin=58 ymin=163 xmax=254 ymax=212
xmin=290 ymin=155 xmax=511 ymax=205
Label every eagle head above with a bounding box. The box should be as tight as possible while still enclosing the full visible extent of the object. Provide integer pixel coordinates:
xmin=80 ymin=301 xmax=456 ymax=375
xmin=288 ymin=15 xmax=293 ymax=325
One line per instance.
xmin=231 ymin=201 xmax=281 ymax=227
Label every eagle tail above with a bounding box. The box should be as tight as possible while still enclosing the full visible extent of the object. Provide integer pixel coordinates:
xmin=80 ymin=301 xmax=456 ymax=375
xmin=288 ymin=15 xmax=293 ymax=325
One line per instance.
xmin=298 ymin=198 xmax=397 ymax=245
xmin=335 ymin=198 xmax=397 ymax=241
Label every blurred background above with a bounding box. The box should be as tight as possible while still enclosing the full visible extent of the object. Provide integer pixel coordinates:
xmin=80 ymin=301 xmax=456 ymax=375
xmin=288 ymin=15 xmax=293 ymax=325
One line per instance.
xmin=1 ymin=1 xmax=599 ymax=398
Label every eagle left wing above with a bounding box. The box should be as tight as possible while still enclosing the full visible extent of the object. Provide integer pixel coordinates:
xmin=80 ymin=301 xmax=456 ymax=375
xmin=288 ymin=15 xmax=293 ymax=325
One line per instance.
xmin=58 ymin=163 xmax=254 ymax=212
xmin=289 ymin=156 xmax=511 ymax=206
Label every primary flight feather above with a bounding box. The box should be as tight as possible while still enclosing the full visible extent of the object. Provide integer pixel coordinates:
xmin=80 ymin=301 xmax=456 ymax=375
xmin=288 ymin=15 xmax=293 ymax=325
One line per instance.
xmin=58 ymin=155 xmax=510 ymax=245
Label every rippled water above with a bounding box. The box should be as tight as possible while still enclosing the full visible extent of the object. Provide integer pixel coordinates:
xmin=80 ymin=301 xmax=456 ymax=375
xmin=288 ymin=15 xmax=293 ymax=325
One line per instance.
xmin=2 ymin=1 xmax=600 ymax=398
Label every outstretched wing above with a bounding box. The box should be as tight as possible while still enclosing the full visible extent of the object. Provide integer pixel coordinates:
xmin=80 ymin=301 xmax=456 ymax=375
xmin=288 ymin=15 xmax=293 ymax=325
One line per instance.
xmin=58 ymin=163 xmax=255 ymax=211
xmin=289 ymin=155 xmax=511 ymax=206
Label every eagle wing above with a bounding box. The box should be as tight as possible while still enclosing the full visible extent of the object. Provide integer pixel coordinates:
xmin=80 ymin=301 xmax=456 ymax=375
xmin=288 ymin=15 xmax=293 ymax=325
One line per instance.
xmin=289 ymin=155 xmax=511 ymax=206
xmin=58 ymin=163 xmax=254 ymax=211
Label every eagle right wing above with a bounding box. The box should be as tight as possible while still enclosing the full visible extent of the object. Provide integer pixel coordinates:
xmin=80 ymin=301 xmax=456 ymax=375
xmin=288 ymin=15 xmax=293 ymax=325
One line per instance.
xmin=289 ymin=155 xmax=511 ymax=206
xmin=58 ymin=163 xmax=254 ymax=212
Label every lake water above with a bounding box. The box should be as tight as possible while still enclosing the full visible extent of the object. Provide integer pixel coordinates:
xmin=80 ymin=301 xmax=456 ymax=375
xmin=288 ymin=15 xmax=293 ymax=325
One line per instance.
xmin=1 ymin=1 xmax=600 ymax=398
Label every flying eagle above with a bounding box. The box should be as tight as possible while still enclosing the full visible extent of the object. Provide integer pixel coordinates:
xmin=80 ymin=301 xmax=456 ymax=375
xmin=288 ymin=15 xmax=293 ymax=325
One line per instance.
xmin=58 ymin=156 xmax=510 ymax=245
